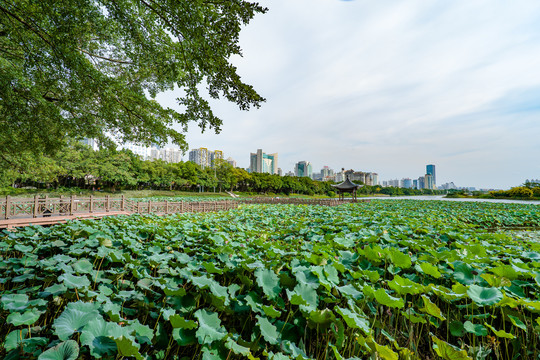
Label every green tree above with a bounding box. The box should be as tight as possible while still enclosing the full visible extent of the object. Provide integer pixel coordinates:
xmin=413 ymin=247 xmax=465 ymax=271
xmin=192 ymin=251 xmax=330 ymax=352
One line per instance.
xmin=0 ymin=0 xmax=267 ymax=158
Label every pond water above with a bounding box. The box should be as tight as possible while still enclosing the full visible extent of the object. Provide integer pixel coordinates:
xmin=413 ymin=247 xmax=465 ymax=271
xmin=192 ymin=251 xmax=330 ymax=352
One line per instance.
xmin=357 ymin=195 xmax=540 ymax=205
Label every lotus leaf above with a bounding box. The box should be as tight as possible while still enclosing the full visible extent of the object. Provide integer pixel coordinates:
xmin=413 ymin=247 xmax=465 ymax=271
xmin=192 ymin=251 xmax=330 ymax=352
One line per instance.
xmin=431 ymin=335 xmax=472 ymax=360
xmin=38 ymin=340 xmax=79 ymax=360
xmin=256 ymin=315 xmax=279 ymax=345
xmin=467 ymin=285 xmax=503 ymax=306
xmin=336 ymin=307 xmax=370 ymax=334
xmin=255 ymin=268 xmax=281 ymax=299
xmin=53 ymin=301 xmax=100 ymax=340
xmin=194 ymin=309 xmax=227 ymax=345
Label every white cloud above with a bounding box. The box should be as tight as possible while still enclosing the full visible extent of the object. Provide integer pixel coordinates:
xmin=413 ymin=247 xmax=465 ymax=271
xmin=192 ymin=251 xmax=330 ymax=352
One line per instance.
xmin=159 ymin=0 xmax=540 ymax=189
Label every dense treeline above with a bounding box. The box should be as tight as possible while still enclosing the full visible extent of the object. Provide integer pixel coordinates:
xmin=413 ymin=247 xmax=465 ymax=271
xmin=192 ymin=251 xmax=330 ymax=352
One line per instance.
xmin=0 ymin=143 xmax=336 ymax=196
xmin=488 ymin=180 xmax=540 ymax=199
xmin=0 ymin=143 xmax=447 ymax=197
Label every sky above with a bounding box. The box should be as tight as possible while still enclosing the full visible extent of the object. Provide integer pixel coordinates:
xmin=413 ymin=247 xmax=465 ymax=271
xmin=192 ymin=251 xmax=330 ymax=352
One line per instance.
xmin=156 ymin=0 xmax=540 ymax=190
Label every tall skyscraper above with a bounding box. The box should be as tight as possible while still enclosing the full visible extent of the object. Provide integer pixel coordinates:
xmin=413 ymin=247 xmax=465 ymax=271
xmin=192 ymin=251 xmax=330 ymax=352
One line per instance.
xmin=295 ymin=161 xmax=313 ymax=178
xmin=426 ymin=164 xmax=436 ymax=187
xmin=189 ymin=148 xmax=209 ymax=168
xmin=425 ymin=174 xmax=434 ymax=190
xmin=249 ymin=149 xmax=278 ymax=174
xmin=189 ymin=148 xmax=223 ymax=168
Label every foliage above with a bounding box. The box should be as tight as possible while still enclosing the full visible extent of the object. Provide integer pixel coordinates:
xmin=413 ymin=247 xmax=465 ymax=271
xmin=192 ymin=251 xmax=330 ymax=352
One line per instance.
xmin=0 ymin=143 xmax=337 ymax=196
xmin=0 ymin=0 xmax=266 ymax=158
xmin=1 ymin=200 xmax=540 ymax=359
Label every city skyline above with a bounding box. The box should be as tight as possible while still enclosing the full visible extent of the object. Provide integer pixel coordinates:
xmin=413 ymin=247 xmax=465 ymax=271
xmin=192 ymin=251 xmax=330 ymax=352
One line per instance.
xmin=156 ymin=1 xmax=540 ymax=189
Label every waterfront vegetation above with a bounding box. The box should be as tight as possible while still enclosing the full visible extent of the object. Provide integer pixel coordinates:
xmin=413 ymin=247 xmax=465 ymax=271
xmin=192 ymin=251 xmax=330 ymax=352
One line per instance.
xmin=1 ymin=200 xmax=540 ymax=359
xmin=447 ymin=181 xmax=540 ymax=201
xmin=0 ymin=142 xmax=444 ymax=198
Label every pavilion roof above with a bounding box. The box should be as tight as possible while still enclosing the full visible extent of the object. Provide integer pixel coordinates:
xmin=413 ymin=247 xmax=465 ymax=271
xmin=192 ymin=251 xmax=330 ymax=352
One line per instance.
xmin=332 ymin=177 xmax=362 ymax=191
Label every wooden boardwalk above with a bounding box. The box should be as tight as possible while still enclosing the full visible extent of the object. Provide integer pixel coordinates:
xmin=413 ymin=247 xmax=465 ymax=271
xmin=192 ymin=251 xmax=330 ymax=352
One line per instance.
xmin=0 ymin=195 xmax=364 ymax=229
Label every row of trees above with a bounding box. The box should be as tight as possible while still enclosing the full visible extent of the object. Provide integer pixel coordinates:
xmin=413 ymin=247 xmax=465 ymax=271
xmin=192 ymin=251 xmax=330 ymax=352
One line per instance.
xmin=0 ymin=143 xmax=336 ymax=196
xmin=488 ymin=181 xmax=540 ymax=199
xmin=1 ymin=143 xmax=447 ymax=197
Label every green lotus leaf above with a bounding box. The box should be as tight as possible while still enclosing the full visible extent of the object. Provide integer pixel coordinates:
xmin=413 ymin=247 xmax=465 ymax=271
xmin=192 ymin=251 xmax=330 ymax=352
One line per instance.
xmin=467 ymin=285 xmax=503 ymax=306
xmin=225 ymin=337 xmax=251 ymax=356
xmin=255 ymin=268 xmax=281 ymax=300
xmin=4 ymin=329 xmax=29 ymax=351
xmin=7 ymin=308 xmax=43 ymax=326
xmin=333 ymin=236 xmax=355 ymax=248
xmin=490 ymin=264 xmax=519 ymax=280
xmin=507 ymin=314 xmax=527 ymax=331
xmin=388 ymin=275 xmax=424 ymax=295
xmin=484 ymin=323 xmax=516 ymax=339
xmin=58 ymin=273 xmax=90 ymax=289
xmin=128 ymin=319 xmax=154 ymax=345
xmin=431 ymin=335 xmax=472 ymax=360
xmin=449 ymin=321 xmax=465 ymax=337
xmin=337 ymin=284 xmax=363 ymax=300
xmin=72 ymin=259 xmax=94 ymax=274
xmin=308 ymin=308 xmax=336 ymax=325
xmin=453 ymin=262 xmax=481 ymax=285
xmin=522 ymin=252 xmax=540 ymax=260
xmin=256 ymin=315 xmax=279 ymax=345
xmin=1 ymin=293 xmax=29 ymax=311
xmin=262 ymin=304 xmax=282 ymax=318
xmin=170 ymin=314 xmax=198 ymax=329
xmin=417 ymin=262 xmax=442 ymax=279
xmin=53 ymin=301 xmax=100 ymax=340
xmin=14 ymin=244 xmax=34 ymax=253
xmin=41 ymin=283 xmax=68 ymax=297
xmin=463 ymin=321 xmax=487 ymax=336
xmin=194 ymin=309 xmax=227 ymax=345
xmin=373 ymin=341 xmax=399 ymax=360
xmin=336 ymin=307 xmax=370 ymax=334
xmin=163 ymin=286 xmax=187 ymax=297
xmin=201 ymin=346 xmax=222 ymax=360
xmin=172 ymin=328 xmax=197 ymax=346
xmin=420 ymin=295 xmax=446 ymax=321
xmin=389 ymin=248 xmax=412 ymax=269
xmin=402 ymin=308 xmax=427 ymax=324
xmin=80 ymin=318 xmax=120 ymax=357
xmin=287 ymin=283 xmax=318 ymax=310
xmin=373 ymin=288 xmax=404 ymax=309
xmin=202 ymin=262 xmax=223 ymax=274
xmin=38 ymin=340 xmax=79 ymax=360
xmin=114 ymin=336 xmax=143 ymax=360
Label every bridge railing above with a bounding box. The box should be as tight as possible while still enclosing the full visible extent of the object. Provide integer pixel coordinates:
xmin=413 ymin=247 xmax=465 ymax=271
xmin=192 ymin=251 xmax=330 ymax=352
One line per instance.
xmin=0 ymin=195 xmax=241 ymax=220
xmin=0 ymin=195 xmax=366 ymax=221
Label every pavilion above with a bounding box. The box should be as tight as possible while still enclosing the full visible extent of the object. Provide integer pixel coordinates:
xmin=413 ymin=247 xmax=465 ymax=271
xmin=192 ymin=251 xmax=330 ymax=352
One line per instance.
xmin=332 ymin=175 xmax=362 ymax=201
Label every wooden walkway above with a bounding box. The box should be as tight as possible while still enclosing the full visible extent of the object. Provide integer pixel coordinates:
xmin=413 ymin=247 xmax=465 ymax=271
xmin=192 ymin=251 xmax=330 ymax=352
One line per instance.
xmin=0 ymin=195 xmax=364 ymax=229
xmin=0 ymin=212 xmax=131 ymax=229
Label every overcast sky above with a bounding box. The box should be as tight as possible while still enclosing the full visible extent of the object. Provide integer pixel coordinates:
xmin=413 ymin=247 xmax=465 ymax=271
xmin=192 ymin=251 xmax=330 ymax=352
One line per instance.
xmin=157 ymin=0 xmax=540 ymax=189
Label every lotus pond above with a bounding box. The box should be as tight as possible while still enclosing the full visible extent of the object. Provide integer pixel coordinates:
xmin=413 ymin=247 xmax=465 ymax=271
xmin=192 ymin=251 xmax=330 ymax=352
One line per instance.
xmin=1 ymin=200 xmax=540 ymax=359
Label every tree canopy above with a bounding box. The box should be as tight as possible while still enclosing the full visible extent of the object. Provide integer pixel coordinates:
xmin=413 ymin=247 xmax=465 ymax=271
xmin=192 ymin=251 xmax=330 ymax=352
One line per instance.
xmin=0 ymin=0 xmax=266 ymax=159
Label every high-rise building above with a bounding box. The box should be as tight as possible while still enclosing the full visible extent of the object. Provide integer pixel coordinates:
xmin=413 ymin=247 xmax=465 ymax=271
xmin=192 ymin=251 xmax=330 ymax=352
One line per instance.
xmin=225 ymin=157 xmax=237 ymax=168
xmin=417 ymin=176 xmax=425 ymax=189
xmin=210 ymin=150 xmax=223 ymax=167
xmin=371 ymin=173 xmax=379 ymax=186
xmin=189 ymin=148 xmax=209 ymax=168
xmin=426 ymin=164 xmax=436 ymax=187
xmin=189 ymin=148 xmax=223 ymax=168
xmin=413 ymin=179 xmax=418 ymax=189
xmin=401 ymin=178 xmax=413 ymax=188
xmin=150 ymin=147 xmax=182 ymax=163
xmin=295 ymin=161 xmax=313 ymax=178
xmin=320 ymin=166 xmax=335 ymax=181
xmin=425 ymin=174 xmax=434 ymax=190
xmin=249 ymin=149 xmax=278 ymax=174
